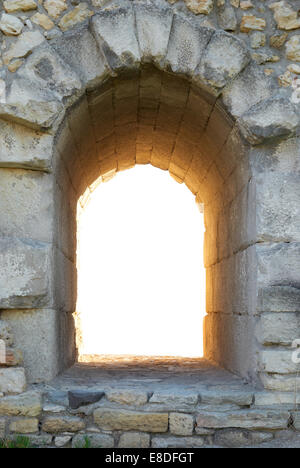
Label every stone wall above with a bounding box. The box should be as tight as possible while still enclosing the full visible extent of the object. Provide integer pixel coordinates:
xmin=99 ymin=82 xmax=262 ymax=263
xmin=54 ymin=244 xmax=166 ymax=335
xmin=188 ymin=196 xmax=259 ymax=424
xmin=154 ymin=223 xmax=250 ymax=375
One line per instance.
xmin=0 ymin=385 xmax=299 ymax=448
xmin=1 ymin=0 xmax=300 ymax=102
xmin=0 ymin=0 xmax=299 ymax=445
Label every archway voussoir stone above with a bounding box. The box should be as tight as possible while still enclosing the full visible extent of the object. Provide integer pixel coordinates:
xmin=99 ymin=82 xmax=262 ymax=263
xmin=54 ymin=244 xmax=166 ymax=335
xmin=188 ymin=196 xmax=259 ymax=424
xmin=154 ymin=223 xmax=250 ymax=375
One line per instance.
xmin=51 ymin=25 xmax=112 ymax=91
xmin=91 ymin=6 xmax=141 ymax=73
xmin=237 ymin=97 xmax=300 ymax=144
xmin=134 ymin=1 xmax=173 ymax=65
xmin=194 ymin=30 xmax=250 ymax=96
xmin=221 ymin=62 xmax=274 ymax=119
xmin=164 ymin=13 xmax=213 ymax=77
xmin=16 ymin=43 xmax=83 ymax=105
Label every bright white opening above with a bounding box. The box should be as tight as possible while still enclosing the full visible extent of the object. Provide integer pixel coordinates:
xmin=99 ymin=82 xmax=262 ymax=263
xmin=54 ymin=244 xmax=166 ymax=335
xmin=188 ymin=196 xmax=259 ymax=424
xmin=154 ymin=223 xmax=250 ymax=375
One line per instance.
xmin=77 ymin=165 xmax=205 ymax=358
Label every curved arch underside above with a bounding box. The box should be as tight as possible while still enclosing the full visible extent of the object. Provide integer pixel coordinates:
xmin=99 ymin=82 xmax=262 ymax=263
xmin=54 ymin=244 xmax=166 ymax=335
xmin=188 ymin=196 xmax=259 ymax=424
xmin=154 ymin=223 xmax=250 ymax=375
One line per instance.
xmin=59 ymin=66 xmax=246 ymax=207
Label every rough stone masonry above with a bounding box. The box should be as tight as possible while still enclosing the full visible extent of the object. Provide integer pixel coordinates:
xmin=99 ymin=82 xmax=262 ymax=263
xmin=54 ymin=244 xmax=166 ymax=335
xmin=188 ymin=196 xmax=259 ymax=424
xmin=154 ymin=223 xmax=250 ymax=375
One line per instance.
xmin=0 ymin=0 xmax=299 ymax=448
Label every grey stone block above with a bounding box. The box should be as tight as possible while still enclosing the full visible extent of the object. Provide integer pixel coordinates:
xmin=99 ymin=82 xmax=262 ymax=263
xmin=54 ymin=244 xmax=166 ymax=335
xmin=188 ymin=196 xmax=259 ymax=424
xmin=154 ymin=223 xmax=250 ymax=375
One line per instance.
xmin=222 ymin=62 xmax=273 ymax=118
xmin=51 ymin=25 xmax=111 ymax=89
xmin=68 ymin=390 xmax=104 ymax=409
xmin=0 ymin=237 xmax=52 ymax=309
xmin=238 ymin=97 xmax=300 ymax=144
xmin=165 ymin=14 xmax=213 ymax=76
xmin=195 ymin=31 xmax=250 ymax=95
xmin=92 ymin=7 xmax=141 ymax=72
xmin=135 ymin=1 xmax=173 ymax=64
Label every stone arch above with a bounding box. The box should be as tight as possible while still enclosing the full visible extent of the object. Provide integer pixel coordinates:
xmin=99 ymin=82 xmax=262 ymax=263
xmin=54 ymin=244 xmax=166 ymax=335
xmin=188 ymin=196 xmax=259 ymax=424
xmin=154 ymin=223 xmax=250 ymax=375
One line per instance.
xmin=0 ymin=3 xmax=299 ymax=389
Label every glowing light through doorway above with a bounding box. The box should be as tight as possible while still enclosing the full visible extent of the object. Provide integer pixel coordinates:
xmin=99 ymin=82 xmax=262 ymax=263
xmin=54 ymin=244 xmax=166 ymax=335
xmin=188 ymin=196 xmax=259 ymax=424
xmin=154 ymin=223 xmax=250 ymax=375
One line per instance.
xmin=77 ymin=165 xmax=205 ymax=357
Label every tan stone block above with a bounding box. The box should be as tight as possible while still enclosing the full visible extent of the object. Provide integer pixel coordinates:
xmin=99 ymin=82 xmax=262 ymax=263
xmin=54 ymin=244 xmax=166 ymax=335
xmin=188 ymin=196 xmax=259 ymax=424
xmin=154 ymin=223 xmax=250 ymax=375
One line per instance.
xmin=118 ymin=432 xmax=150 ymax=448
xmin=240 ymin=15 xmax=266 ymax=32
xmin=44 ymin=0 xmax=67 ymax=19
xmin=3 ymin=0 xmax=37 ymax=12
xmin=31 ymin=13 xmax=54 ymax=30
xmin=9 ymin=418 xmax=39 ymax=433
xmin=42 ymin=416 xmax=85 ymax=433
xmin=169 ymin=413 xmax=194 ymax=436
xmin=185 ymin=0 xmax=213 ymax=15
xmin=106 ymin=389 xmax=148 ymax=406
xmin=59 ymin=3 xmax=94 ymax=32
xmin=0 ymin=392 xmax=42 ymax=417
xmin=94 ymin=408 xmax=168 ymax=433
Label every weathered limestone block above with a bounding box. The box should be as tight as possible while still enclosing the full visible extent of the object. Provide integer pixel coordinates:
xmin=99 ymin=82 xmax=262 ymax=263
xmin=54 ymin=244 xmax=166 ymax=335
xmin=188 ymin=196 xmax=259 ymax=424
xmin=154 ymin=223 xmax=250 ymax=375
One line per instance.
xmin=152 ymin=436 xmax=204 ymax=448
xmin=44 ymin=0 xmax=67 ymax=19
xmin=258 ymin=286 xmax=300 ymax=313
xmin=270 ymin=31 xmax=288 ymax=48
xmin=165 ymin=14 xmax=213 ymax=76
xmin=9 ymin=418 xmax=39 ymax=433
xmin=94 ymin=408 xmax=168 ymax=432
xmin=0 ymin=170 xmax=54 ymax=243
xmin=269 ymin=1 xmax=300 ymax=31
xmin=51 ymin=26 xmax=110 ymax=89
xmin=0 ymin=368 xmax=26 ymax=394
xmin=254 ymin=391 xmax=300 ymax=406
xmin=0 ymin=238 xmax=52 ymax=309
xmin=222 ymin=63 xmax=272 ymax=118
xmin=257 ymin=243 xmax=300 ymax=291
xmin=1 ymin=309 xmax=68 ymax=383
xmin=185 ymin=0 xmax=213 ymax=15
xmin=195 ymin=31 xmax=250 ymax=94
xmin=286 ymin=35 xmax=300 ymax=61
xmin=58 ymin=3 xmax=94 ymax=32
xmin=0 ymin=391 xmax=42 ymax=417
xmin=0 ymin=101 xmax=63 ymax=131
xmin=214 ymin=429 xmax=273 ymax=447
xmin=72 ymin=433 xmax=114 ymax=448
xmin=0 ymin=120 xmax=54 ymax=171
xmin=3 ymin=31 xmax=45 ymax=65
xmin=238 ymin=97 xmax=300 ymax=144
xmin=149 ymin=391 xmax=198 ymax=407
xmin=106 ymin=389 xmax=148 ymax=406
xmin=54 ymin=435 xmax=72 ymax=447
xmin=19 ymin=43 xmax=82 ymax=103
xmin=92 ymin=7 xmax=141 ymax=71
xmin=199 ymin=389 xmax=254 ymax=406
xmin=250 ymin=32 xmax=266 ymax=49
xmin=31 ymin=13 xmax=54 ymax=31
xmin=258 ymin=350 xmax=299 ymax=374
xmin=3 ymin=0 xmax=37 ymax=12
xmin=254 ymin=170 xmax=300 ymax=243
xmin=134 ymin=2 xmax=173 ymax=64
xmin=0 ymin=13 xmax=23 ymax=36
xmin=240 ymin=15 xmax=266 ymax=32
xmin=169 ymin=413 xmax=194 ymax=436
xmin=42 ymin=415 xmax=85 ymax=433
xmin=118 ymin=432 xmax=150 ymax=448
xmin=196 ymin=410 xmax=289 ymax=429
xmin=257 ymin=313 xmax=300 ymax=346
xmin=260 ymin=373 xmax=300 ymax=392
xmin=217 ymin=1 xmax=237 ymax=31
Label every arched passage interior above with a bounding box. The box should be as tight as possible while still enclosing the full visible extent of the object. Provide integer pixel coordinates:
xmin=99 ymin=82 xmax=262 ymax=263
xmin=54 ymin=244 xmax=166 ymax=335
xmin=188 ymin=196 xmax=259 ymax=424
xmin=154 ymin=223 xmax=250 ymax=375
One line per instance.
xmin=40 ymin=65 xmax=256 ymax=383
